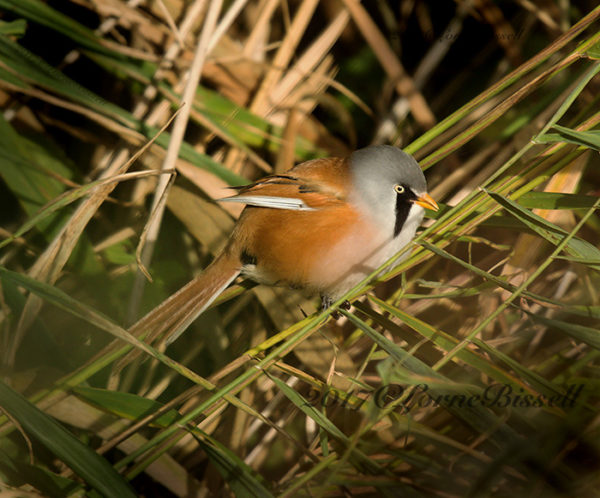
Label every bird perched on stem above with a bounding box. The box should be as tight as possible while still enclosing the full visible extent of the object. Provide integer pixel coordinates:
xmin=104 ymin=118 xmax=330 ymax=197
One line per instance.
xmin=130 ymin=145 xmax=438 ymax=345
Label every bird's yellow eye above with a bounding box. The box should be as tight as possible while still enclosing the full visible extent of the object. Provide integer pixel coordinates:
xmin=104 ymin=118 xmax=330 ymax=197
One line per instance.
xmin=394 ymin=185 xmax=405 ymax=194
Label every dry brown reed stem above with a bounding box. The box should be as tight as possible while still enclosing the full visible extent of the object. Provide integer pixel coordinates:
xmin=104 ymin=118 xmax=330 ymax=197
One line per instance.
xmin=129 ymin=0 xmax=225 ymax=320
xmin=243 ymin=0 xmax=280 ymax=59
xmin=250 ymin=0 xmax=320 ymax=117
xmin=516 ymin=0 xmax=562 ymax=31
xmin=374 ymin=1 xmax=470 ymax=144
xmin=268 ymin=9 xmax=350 ymax=124
xmin=341 ymin=0 xmax=436 ymax=129
xmin=474 ymin=0 xmax=523 ymax=65
xmin=135 ymin=0 xmax=223 ymax=276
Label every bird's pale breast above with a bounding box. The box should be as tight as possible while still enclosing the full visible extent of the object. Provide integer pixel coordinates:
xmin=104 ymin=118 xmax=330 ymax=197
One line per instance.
xmin=231 ymin=201 xmax=393 ymax=297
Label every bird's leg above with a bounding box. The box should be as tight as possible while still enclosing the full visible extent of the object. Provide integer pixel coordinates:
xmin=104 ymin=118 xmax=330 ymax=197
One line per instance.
xmin=321 ymin=295 xmax=333 ymax=310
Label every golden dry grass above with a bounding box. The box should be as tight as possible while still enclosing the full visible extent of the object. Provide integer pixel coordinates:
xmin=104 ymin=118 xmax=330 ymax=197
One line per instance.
xmin=0 ymin=1 xmax=599 ymax=496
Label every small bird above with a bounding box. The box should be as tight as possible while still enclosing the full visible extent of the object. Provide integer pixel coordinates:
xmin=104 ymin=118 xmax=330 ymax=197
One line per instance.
xmin=132 ymin=145 xmax=438 ymax=344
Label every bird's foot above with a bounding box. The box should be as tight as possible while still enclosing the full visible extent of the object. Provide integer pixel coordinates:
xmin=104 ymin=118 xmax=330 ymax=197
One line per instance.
xmin=320 ymin=296 xmax=351 ymax=319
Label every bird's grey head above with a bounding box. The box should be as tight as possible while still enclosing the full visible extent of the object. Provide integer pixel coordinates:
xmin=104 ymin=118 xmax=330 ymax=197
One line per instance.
xmin=349 ymin=145 xmax=428 ymax=237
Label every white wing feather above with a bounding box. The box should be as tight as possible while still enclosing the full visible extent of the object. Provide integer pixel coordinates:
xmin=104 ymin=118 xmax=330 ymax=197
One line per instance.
xmin=218 ymin=195 xmax=316 ymax=211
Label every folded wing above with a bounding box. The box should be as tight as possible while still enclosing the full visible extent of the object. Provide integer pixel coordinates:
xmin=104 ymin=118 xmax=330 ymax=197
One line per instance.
xmin=218 ymin=157 xmax=350 ymax=211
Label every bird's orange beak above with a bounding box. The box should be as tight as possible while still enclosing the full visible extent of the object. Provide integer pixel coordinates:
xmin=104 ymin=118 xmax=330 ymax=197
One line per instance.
xmin=414 ymin=193 xmax=438 ymax=211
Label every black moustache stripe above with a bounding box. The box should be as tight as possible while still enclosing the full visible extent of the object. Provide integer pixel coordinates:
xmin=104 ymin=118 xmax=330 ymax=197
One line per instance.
xmin=394 ymin=197 xmax=411 ymax=237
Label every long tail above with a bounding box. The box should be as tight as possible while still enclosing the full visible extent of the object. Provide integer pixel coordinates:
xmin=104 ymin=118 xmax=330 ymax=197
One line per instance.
xmin=128 ymin=252 xmax=241 ymax=345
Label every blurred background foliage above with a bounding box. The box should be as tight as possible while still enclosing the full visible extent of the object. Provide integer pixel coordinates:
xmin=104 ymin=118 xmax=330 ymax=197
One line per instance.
xmin=0 ymin=0 xmax=599 ymax=496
